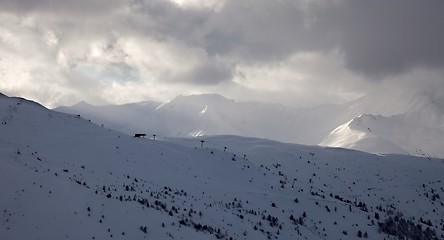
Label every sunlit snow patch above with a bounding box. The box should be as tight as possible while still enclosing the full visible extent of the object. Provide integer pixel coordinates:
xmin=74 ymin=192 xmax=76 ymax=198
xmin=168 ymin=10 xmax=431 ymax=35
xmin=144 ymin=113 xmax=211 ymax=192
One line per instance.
xmin=189 ymin=130 xmax=204 ymax=137
xmin=199 ymin=105 xmax=208 ymax=115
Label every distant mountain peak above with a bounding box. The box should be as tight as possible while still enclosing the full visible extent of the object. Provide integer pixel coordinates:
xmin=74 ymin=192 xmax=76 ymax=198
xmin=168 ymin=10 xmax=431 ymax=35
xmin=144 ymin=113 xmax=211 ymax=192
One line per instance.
xmin=173 ymin=93 xmax=235 ymax=104
xmin=74 ymin=100 xmax=93 ymax=107
xmin=155 ymin=93 xmax=235 ymax=112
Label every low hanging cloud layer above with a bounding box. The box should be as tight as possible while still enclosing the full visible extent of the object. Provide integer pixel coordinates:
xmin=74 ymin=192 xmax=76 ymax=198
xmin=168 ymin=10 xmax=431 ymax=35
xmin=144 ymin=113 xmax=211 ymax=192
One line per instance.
xmin=0 ymin=0 xmax=443 ymax=107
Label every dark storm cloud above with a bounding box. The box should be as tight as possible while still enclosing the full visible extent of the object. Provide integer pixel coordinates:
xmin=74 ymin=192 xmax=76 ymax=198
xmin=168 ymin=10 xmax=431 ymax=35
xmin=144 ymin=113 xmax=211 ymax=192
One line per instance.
xmin=127 ymin=0 xmax=209 ymax=39
xmin=331 ymin=0 xmax=444 ymax=78
xmin=201 ymin=0 xmax=444 ymax=78
xmin=1 ymin=0 xmax=443 ymax=107
xmin=203 ymin=0 xmax=333 ymax=62
xmin=123 ymin=0 xmax=234 ymax=85
xmin=5 ymin=0 xmax=442 ymax=81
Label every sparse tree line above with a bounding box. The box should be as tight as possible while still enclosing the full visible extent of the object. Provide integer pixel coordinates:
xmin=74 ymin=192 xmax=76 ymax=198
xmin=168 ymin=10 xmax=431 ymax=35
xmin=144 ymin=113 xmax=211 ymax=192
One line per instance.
xmin=378 ymin=211 xmax=439 ymax=239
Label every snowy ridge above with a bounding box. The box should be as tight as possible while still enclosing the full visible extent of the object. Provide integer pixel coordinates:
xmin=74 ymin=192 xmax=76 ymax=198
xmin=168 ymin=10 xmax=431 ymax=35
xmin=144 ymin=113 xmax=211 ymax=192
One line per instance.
xmin=331 ymin=86 xmax=444 ymax=157
xmin=56 ymin=100 xmax=162 ymax=134
xmin=321 ymin=104 xmax=444 ymax=157
xmin=55 ymin=88 xmax=444 ymax=158
xmin=1 ymin=94 xmax=444 ymax=239
xmin=55 ymin=94 xmax=347 ymax=145
xmin=320 ymin=115 xmax=409 ymax=155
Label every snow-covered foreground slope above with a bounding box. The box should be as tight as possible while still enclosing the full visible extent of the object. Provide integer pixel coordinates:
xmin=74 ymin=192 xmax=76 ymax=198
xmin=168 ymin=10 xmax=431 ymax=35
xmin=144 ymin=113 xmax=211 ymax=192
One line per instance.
xmin=2 ymin=94 xmax=444 ymax=239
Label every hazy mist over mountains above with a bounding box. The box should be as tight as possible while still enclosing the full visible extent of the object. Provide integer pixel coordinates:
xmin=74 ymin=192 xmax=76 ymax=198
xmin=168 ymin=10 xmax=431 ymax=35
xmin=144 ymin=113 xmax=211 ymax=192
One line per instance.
xmin=55 ymin=85 xmax=444 ymax=158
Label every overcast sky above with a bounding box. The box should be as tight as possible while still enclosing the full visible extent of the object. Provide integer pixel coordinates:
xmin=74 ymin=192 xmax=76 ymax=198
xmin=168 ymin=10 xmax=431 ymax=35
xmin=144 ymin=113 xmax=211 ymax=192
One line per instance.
xmin=1 ymin=0 xmax=443 ymax=108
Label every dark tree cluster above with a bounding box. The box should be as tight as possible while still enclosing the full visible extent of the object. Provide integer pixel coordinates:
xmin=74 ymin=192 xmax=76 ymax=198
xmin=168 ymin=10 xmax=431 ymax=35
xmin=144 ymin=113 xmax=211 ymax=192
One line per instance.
xmin=378 ymin=212 xmax=438 ymax=240
xmin=179 ymin=218 xmax=229 ymax=239
xmin=139 ymin=226 xmax=147 ymax=234
xmin=329 ymin=193 xmax=368 ymax=212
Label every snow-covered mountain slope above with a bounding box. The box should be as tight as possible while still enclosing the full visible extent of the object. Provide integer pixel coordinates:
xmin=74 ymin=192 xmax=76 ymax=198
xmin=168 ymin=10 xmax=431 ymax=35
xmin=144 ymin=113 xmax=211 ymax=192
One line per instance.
xmin=321 ymin=87 xmax=444 ymax=157
xmin=55 ymin=88 xmax=444 ymax=158
xmin=55 ymin=100 xmax=162 ymax=134
xmin=321 ymin=112 xmax=444 ymax=157
xmin=1 ymin=94 xmax=444 ymax=240
xmin=55 ymin=94 xmax=347 ymax=144
xmin=320 ymin=115 xmax=410 ymax=155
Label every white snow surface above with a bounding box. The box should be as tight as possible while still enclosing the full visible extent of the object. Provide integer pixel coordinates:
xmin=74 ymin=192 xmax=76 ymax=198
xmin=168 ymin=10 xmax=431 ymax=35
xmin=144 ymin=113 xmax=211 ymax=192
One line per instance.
xmin=1 ymin=94 xmax=444 ymax=239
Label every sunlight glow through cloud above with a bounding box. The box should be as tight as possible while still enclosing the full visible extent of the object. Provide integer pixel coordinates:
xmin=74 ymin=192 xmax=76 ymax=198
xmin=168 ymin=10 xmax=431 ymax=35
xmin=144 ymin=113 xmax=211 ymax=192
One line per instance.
xmin=168 ymin=0 xmax=228 ymax=11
